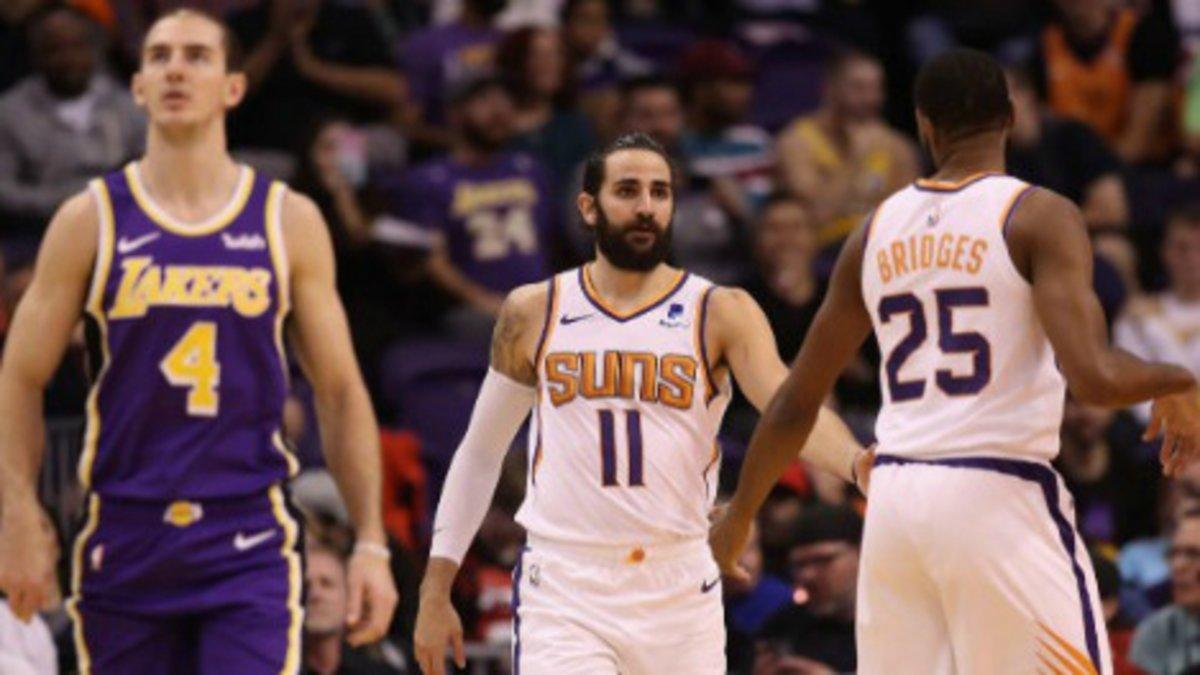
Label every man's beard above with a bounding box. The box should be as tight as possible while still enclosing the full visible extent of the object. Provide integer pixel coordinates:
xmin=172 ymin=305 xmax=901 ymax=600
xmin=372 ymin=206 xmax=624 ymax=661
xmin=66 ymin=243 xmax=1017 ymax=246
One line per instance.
xmin=594 ymin=203 xmax=672 ymax=271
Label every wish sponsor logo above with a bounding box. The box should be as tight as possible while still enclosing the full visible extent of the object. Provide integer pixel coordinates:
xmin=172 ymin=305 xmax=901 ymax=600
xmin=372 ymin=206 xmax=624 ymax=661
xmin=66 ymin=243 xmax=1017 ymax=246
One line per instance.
xmin=222 ymin=232 xmax=267 ymax=250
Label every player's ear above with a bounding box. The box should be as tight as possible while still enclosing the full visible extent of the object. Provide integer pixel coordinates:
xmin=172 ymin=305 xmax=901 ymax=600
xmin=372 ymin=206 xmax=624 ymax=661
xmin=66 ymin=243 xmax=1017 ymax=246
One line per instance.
xmin=577 ymin=192 xmax=597 ymax=228
xmin=131 ymin=72 xmax=147 ymax=108
xmin=223 ymin=71 xmax=247 ymax=108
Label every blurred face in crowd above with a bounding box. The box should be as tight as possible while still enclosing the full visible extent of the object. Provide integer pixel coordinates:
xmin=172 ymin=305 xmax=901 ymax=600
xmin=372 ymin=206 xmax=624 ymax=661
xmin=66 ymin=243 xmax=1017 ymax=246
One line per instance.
xmin=788 ymin=539 xmax=859 ymax=620
xmin=581 ymin=149 xmax=675 ymax=271
xmin=32 ymin=9 xmax=97 ymax=99
xmin=1053 ymin=0 xmax=1113 ymax=39
xmin=1061 ymin=397 xmax=1114 ymax=450
xmin=1170 ymin=517 xmax=1200 ymax=612
xmin=1163 ymin=220 xmax=1200 ymax=299
xmin=1004 ymin=70 xmax=1040 ymax=145
xmin=526 ymin=29 xmax=565 ymax=99
xmin=828 ymin=56 xmax=885 ymax=124
xmin=134 ymin=12 xmax=246 ymax=129
xmin=304 ymin=547 xmax=348 ymax=636
xmin=755 ymin=198 xmax=818 ymax=274
xmin=696 ymin=78 xmax=753 ymax=129
xmin=623 ymin=85 xmax=684 ymax=150
xmin=564 ymin=0 xmax=609 ymax=57
xmin=456 ymin=85 xmax=516 ymax=153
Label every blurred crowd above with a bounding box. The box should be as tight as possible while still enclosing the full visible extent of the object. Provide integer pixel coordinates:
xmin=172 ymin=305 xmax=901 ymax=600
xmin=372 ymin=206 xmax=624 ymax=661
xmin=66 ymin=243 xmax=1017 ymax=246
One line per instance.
xmin=3 ymin=0 xmax=1200 ymax=673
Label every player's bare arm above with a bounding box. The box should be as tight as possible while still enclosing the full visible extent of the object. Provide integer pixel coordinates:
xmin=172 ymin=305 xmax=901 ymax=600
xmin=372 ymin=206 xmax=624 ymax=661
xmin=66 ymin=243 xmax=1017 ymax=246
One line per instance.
xmin=710 ymin=224 xmax=874 ymax=579
xmin=1006 ymin=188 xmax=1200 ymax=474
xmin=416 ymin=283 xmax=545 ymax=675
xmin=705 ymin=287 xmax=869 ymax=489
xmin=0 ymin=189 xmax=98 ymax=621
xmin=282 ymin=190 xmax=398 ymax=644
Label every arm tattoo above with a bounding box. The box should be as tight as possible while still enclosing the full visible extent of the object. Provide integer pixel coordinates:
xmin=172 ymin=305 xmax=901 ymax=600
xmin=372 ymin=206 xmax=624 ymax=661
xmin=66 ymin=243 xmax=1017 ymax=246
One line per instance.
xmin=490 ymin=302 xmax=536 ymax=384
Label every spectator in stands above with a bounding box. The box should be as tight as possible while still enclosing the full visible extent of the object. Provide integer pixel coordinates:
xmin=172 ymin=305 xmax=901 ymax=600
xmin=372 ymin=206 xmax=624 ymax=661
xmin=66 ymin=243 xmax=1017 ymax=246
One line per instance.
xmin=0 ymin=0 xmax=43 ymax=92
xmin=398 ymin=0 xmax=504 ymax=150
xmin=1004 ymin=64 xmax=1136 ymax=316
xmin=303 ymin=537 xmax=402 ymax=675
xmin=677 ymin=38 xmax=775 ymax=223
xmin=496 ymin=26 xmax=595 ymax=199
xmin=1092 ymin=549 xmax=1143 ymax=675
xmin=392 ymin=74 xmax=554 ymax=325
xmin=227 ymin=0 xmax=405 ymax=156
xmin=561 ymin=0 xmax=652 ymax=141
xmin=0 ymin=4 xmax=144 ymax=248
xmin=745 ymin=192 xmax=822 ymax=363
xmin=1130 ymin=508 xmax=1200 ymax=675
xmin=1114 ymin=205 xmax=1200 ymax=424
xmin=1057 ymin=395 xmax=1159 ymax=545
xmin=754 ymin=504 xmax=861 ymax=674
xmin=1031 ymin=0 xmax=1180 ymax=165
xmin=292 ymin=116 xmax=413 ymax=385
xmin=1006 ymin=65 xmax=1129 ymax=231
xmin=776 ymin=47 xmax=918 ymax=257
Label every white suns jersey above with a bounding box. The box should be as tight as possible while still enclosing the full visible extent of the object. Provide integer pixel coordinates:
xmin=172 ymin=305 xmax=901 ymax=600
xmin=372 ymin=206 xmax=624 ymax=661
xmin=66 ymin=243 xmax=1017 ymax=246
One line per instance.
xmin=515 ymin=267 xmax=732 ymax=547
xmin=861 ymin=174 xmax=1066 ymax=462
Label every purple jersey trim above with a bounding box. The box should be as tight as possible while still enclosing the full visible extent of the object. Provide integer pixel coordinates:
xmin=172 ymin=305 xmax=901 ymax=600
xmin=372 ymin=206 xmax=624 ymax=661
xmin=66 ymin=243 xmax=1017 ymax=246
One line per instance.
xmin=1001 ymin=185 xmax=1037 ymax=238
xmin=577 ymin=266 xmax=691 ymax=323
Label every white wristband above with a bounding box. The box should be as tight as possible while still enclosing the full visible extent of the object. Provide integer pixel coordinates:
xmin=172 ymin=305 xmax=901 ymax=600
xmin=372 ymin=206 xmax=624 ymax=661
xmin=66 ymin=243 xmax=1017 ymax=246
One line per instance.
xmin=354 ymin=541 xmax=391 ymax=561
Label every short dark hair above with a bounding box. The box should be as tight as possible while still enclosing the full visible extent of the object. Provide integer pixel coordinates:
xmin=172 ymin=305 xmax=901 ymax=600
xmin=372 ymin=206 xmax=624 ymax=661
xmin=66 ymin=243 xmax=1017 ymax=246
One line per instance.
xmin=787 ymin=504 xmax=863 ymax=549
xmin=914 ymin=48 xmax=1011 ymax=141
xmin=581 ymin=132 xmax=677 ymax=198
xmin=823 ymin=44 xmax=878 ymax=81
xmin=142 ymin=8 xmax=244 ymax=72
xmin=26 ymin=4 xmax=101 ymax=50
xmin=1167 ymin=203 xmax=1200 ymax=234
xmin=621 ymin=74 xmax=678 ymax=100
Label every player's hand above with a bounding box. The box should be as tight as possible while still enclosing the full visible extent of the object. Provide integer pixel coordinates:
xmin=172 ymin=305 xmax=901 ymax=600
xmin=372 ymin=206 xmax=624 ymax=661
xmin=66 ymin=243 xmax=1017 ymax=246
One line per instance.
xmin=0 ymin=493 xmax=56 ymax=622
xmin=414 ymin=593 xmax=466 ymax=675
xmin=344 ymin=543 xmax=399 ymax=646
xmin=708 ymin=507 xmax=752 ymax=585
xmin=853 ymin=445 xmax=876 ymax=496
xmin=1146 ymin=387 xmax=1200 ymax=477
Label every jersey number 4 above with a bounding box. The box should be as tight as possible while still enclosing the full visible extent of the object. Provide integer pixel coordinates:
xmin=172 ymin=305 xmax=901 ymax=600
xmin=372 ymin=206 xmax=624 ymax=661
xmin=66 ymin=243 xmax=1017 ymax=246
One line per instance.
xmin=878 ymin=287 xmax=991 ymax=402
xmin=160 ymin=322 xmax=221 ymax=416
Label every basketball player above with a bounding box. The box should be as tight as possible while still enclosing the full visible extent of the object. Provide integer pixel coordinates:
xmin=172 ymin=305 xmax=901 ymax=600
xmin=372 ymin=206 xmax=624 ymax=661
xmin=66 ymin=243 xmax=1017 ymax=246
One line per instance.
xmin=710 ymin=49 xmax=1200 ymax=675
xmin=0 ymin=10 xmax=397 ymax=673
xmin=412 ymin=132 xmax=871 ymax=675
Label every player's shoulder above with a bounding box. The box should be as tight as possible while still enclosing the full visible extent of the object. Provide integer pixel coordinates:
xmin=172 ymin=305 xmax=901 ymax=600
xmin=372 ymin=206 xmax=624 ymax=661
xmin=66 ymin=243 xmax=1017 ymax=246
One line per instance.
xmin=501 ymin=279 xmax=554 ymax=332
xmin=1005 ymin=183 xmax=1084 ymax=237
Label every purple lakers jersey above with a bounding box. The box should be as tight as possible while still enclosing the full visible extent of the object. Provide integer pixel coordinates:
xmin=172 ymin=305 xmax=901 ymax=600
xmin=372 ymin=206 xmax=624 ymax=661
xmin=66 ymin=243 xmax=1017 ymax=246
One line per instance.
xmin=79 ymin=163 xmax=297 ymax=500
xmin=396 ymin=151 xmax=554 ymax=292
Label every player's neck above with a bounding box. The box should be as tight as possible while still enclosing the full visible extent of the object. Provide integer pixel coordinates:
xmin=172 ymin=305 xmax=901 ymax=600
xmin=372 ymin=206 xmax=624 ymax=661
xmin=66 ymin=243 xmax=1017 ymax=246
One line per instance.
xmin=302 ymin=631 xmax=342 ymax=674
xmin=587 ymin=258 xmax=679 ymax=307
xmin=140 ymin=124 xmax=239 ymax=209
xmin=452 ymin=143 xmax=499 ymax=168
xmin=930 ymin=136 xmax=1006 ymax=183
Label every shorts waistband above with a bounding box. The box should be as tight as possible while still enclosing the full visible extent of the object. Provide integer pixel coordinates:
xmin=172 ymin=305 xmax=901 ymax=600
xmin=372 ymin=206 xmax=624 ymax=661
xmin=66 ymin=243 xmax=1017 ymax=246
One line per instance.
xmin=874 ymin=453 xmax=1055 ymax=478
xmin=525 ymin=535 xmax=710 ymax=566
xmin=88 ymin=484 xmax=290 ymax=527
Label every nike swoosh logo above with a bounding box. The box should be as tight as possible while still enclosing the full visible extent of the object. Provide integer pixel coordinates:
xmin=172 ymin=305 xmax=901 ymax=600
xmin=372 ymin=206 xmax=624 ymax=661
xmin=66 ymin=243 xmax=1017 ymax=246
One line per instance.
xmin=116 ymin=232 xmax=161 ymax=254
xmin=701 ymin=577 xmax=720 ymax=593
xmin=560 ymin=313 xmax=595 ymax=325
xmin=233 ymin=528 xmax=276 ymax=552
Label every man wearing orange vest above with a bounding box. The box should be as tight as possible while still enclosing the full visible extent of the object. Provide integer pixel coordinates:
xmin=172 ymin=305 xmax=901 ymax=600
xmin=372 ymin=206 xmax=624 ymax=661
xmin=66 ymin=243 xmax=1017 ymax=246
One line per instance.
xmin=1031 ymin=0 xmax=1179 ymax=164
